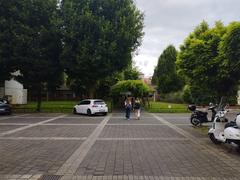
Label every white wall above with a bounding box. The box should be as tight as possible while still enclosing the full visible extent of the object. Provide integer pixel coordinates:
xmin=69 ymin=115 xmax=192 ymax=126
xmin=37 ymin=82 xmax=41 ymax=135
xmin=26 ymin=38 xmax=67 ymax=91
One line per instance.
xmin=4 ymin=80 xmax=27 ymax=104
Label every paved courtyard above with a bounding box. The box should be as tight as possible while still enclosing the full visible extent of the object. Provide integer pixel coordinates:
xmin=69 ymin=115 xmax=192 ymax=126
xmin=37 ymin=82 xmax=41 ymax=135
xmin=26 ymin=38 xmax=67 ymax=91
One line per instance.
xmin=0 ymin=112 xmax=240 ymax=180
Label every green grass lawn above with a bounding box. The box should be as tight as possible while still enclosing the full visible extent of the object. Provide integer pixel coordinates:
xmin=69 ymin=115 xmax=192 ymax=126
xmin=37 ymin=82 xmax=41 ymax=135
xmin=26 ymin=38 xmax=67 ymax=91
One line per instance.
xmin=13 ymin=100 xmax=113 ymax=113
xmin=14 ymin=101 xmax=78 ymax=108
xmin=13 ymin=100 xmax=186 ymax=113
xmin=147 ymin=101 xmax=189 ymax=113
xmin=13 ymin=101 xmax=79 ymax=113
xmin=194 ymin=125 xmax=210 ymax=135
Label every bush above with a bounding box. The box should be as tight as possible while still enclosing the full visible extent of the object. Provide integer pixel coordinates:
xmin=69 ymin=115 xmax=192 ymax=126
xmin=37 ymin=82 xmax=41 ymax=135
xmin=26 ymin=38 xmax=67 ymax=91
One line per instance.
xmin=111 ymin=80 xmax=153 ymax=97
xmin=160 ymin=91 xmax=184 ymax=103
xmin=182 ymin=85 xmax=237 ymax=105
xmin=182 ymin=85 xmax=193 ymax=103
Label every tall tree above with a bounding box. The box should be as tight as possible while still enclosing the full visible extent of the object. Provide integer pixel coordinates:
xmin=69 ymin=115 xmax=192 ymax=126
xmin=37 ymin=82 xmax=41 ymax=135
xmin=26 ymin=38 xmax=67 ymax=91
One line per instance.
xmin=123 ymin=65 xmax=141 ymax=80
xmin=95 ymin=64 xmax=141 ymax=98
xmin=60 ymin=0 xmax=144 ymax=98
xmin=0 ymin=0 xmax=63 ymax=111
xmin=218 ymin=22 xmax=240 ymax=95
xmin=0 ymin=0 xmax=25 ymax=83
xmin=153 ymin=45 xmax=183 ymax=94
xmin=177 ymin=21 xmax=228 ymax=103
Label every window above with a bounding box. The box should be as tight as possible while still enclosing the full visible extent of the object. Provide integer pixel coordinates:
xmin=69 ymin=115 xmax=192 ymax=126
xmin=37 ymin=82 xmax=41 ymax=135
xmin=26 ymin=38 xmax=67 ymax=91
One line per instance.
xmin=94 ymin=101 xmax=105 ymax=105
xmin=85 ymin=100 xmax=91 ymax=105
xmin=79 ymin=100 xmax=91 ymax=105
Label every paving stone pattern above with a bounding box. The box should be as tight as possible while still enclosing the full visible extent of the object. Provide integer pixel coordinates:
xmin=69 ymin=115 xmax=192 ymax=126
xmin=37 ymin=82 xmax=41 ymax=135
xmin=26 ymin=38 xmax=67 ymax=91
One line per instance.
xmin=4 ymin=125 xmax=96 ymax=138
xmin=175 ymin=125 xmax=207 ymax=138
xmin=100 ymin=125 xmax=184 ymax=138
xmin=76 ymin=140 xmax=238 ymax=178
xmin=0 ymin=140 xmax=83 ymax=175
xmin=47 ymin=117 xmax=103 ymax=124
xmin=111 ymin=112 xmax=153 ymax=118
xmin=0 ymin=112 xmax=240 ymax=180
xmin=0 ymin=117 xmax=49 ymax=124
xmin=108 ymin=117 xmax=161 ymax=124
xmin=23 ymin=113 xmax=64 ymax=117
xmin=159 ymin=115 xmax=190 ymax=124
xmin=0 ymin=125 xmax=25 ymax=133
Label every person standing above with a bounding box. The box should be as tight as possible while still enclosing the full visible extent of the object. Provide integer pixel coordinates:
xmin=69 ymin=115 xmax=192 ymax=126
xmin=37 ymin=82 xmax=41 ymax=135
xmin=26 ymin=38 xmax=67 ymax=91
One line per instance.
xmin=134 ymin=98 xmax=141 ymax=120
xmin=124 ymin=98 xmax=132 ymax=120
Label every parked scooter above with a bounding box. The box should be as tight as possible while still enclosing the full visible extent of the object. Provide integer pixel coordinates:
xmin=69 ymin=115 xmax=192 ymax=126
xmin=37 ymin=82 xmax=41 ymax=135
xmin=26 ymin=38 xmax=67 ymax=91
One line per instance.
xmin=208 ymin=105 xmax=240 ymax=147
xmin=188 ymin=103 xmax=217 ymax=126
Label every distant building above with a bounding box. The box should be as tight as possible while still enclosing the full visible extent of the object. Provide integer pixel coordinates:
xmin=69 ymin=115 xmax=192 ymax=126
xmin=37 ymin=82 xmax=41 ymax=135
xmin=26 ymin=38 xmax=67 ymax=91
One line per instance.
xmin=141 ymin=76 xmax=157 ymax=101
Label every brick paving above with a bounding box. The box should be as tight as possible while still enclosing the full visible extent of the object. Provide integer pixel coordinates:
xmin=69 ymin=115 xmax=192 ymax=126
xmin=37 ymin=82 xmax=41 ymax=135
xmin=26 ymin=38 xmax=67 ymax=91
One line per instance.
xmin=4 ymin=125 xmax=96 ymax=138
xmin=46 ymin=117 xmax=104 ymax=124
xmin=99 ymin=125 xmax=184 ymax=138
xmin=0 ymin=125 xmax=24 ymax=133
xmin=0 ymin=112 xmax=240 ymax=180
xmin=0 ymin=140 xmax=83 ymax=175
xmin=108 ymin=117 xmax=161 ymax=124
xmin=0 ymin=118 xmax=51 ymax=124
xmin=75 ymin=140 xmax=238 ymax=177
xmin=175 ymin=125 xmax=207 ymax=138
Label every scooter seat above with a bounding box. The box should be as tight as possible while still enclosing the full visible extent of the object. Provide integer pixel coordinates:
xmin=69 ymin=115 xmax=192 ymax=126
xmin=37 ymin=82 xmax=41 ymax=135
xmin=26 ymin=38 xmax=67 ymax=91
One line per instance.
xmin=196 ymin=110 xmax=208 ymax=116
xmin=225 ymin=121 xmax=238 ymax=129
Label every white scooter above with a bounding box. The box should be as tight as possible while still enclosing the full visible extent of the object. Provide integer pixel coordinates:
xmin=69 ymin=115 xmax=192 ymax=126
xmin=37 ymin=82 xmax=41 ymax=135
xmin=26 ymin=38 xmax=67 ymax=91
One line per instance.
xmin=208 ymin=105 xmax=240 ymax=147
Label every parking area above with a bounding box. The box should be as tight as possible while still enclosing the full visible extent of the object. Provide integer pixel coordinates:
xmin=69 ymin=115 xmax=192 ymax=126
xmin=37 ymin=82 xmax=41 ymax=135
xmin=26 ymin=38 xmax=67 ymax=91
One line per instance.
xmin=0 ymin=112 xmax=240 ymax=180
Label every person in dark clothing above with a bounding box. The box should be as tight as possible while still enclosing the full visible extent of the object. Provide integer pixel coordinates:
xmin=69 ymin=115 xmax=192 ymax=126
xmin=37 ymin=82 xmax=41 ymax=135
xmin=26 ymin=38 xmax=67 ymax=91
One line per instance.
xmin=124 ymin=98 xmax=132 ymax=120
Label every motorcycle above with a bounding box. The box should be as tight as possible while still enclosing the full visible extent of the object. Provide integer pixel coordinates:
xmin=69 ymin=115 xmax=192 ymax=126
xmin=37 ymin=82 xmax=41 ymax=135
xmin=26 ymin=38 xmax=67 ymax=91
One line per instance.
xmin=208 ymin=105 xmax=240 ymax=148
xmin=188 ymin=103 xmax=217 ymax=126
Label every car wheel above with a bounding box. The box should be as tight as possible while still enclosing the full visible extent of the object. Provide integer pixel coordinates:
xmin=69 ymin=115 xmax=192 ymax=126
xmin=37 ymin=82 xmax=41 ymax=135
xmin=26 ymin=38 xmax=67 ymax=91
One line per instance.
xmin=87 ymin=109 xmax=92 ymax=116
xmin=103 ymin=112 xmax=107 ymax=116
xmin=73 ymin=108 xmax=77 ymax=114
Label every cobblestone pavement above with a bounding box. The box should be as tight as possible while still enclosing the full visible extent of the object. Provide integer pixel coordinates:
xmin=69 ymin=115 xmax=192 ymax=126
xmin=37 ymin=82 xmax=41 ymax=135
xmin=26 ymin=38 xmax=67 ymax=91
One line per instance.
xmin=0 ymin=112 xmax=240 ymax=180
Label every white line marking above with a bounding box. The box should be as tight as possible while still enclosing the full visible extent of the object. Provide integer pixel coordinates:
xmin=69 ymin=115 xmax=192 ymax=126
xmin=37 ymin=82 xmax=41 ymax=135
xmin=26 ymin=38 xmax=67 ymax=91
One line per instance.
xmin=0 ymin=114 xmax=29 ymax=121
xmin=97 ymin=137 xmax=188 ymax=141
xmin=151 ymin=113 xmax=240 ymax=174
xmin=0 ymin=123 xmax=30 ymax=125
xmin=56 ymin=114 xmax=112 ymax=175
xmin=0 ymin=137 xmax=87 ymax=140
xmin=0 ymin=114 xmax=67 ymax=136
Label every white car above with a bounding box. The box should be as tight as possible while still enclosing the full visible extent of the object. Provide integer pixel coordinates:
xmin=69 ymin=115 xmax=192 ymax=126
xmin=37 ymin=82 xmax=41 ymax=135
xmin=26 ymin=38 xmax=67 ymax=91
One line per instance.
xmin=73 ymin=99 xmax=108 ymax=116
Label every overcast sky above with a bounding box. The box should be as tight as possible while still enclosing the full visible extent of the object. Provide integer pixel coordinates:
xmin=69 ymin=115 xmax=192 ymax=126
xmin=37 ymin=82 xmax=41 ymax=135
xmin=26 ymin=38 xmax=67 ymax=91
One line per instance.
xmin=133 ymin=0 xmax=240 ymax=77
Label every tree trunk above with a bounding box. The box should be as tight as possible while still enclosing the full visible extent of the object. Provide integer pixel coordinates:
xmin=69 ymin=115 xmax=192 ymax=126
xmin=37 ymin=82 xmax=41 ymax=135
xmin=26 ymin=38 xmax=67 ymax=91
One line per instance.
xmin=46 ymin=91 xmax=49 ymax=101
xmin=88 ymin=86 xmax=96 ymax=99
xmin=36 ymin=87 xmax=42 ymax=112
xmin=147 ymin=97 xmax=150 ymax=108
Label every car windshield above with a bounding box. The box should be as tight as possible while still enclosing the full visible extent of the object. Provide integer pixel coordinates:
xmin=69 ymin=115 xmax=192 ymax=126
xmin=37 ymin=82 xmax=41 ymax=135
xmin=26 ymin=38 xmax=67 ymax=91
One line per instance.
xmin=94 ymin=101 xmax=105 ymax=105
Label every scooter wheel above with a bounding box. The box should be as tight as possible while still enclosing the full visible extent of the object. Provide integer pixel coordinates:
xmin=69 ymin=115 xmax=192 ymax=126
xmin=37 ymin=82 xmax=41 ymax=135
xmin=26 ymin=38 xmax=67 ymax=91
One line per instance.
xmin=190 ymin=117 xmax=200 ymax=126
xmin=209 ymin=133 xmax=222 ymax=145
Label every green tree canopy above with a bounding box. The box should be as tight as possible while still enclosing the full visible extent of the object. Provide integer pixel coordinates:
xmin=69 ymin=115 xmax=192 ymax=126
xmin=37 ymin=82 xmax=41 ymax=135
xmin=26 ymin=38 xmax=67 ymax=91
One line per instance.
xmin=177 ymin=20 xmax=240 ymax=104
xmin=177 ymin=21 xmax=227 ymax=103
xmin=0 ymin=0 xmax=26 ymax=82
xmin=60 ymin=0 xmax=144 ymax=97
xmin=111 ymin=80 xmax=152 ymax=98
xmin=218 ymin=22 xmax=240 ymax=95
xmin=0 ymin=0 xmax=63 ymax=111
xmin=123 ymin=64 xmax=141 ymax=80
xmin=153 ymin=45 xmax=183 ymax=94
